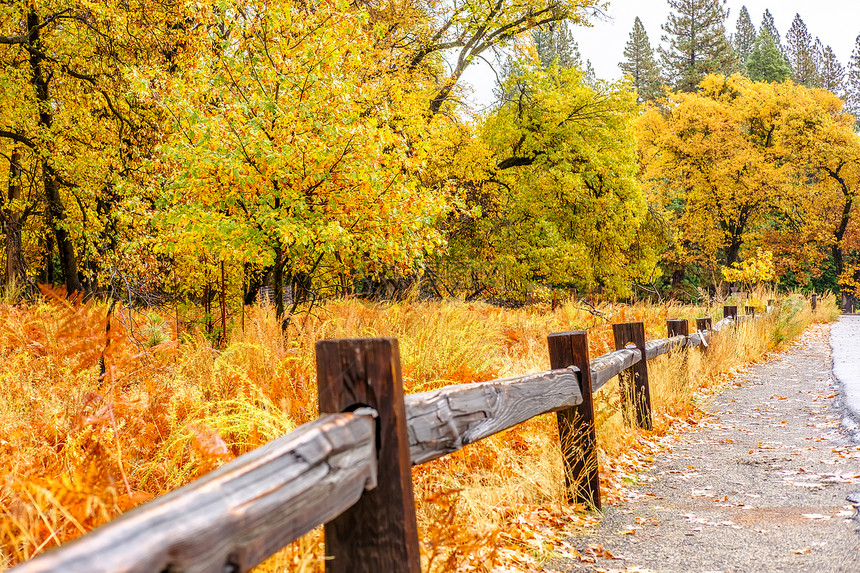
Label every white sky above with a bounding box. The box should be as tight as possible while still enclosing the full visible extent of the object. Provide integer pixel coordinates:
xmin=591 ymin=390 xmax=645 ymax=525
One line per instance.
xmin=461 ymin=0 xmax=860 ymax=111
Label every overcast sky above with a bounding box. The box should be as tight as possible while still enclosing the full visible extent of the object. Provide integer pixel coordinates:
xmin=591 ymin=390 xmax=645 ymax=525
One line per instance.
xmin=461 ymin=0 xmax=860 ymax=110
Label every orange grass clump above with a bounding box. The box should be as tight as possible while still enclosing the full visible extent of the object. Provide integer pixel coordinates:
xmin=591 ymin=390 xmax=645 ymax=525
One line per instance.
xmin=0 ymin=289 xmax=838 ymax=571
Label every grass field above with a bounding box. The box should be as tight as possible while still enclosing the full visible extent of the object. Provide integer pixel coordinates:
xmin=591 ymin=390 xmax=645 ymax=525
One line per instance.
xmin=0 ymin=289 xmax=838 ymax=571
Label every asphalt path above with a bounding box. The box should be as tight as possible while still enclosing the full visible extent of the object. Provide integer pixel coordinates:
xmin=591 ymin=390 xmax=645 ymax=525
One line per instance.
xmin=832 ymin=315 xmax=860 ymax=435
xmin=559 ymin=322 xmax=860 ymax=573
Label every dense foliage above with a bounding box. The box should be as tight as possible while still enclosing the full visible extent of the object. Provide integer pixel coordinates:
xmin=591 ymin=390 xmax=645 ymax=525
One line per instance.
xmin=1 ymin=1 xmax=860 ymax=313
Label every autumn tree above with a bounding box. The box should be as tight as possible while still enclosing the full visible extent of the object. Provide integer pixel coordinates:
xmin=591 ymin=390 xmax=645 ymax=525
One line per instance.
xmin=733 ymin=6 xmax=757 ymax=67
xmin=445 ymin=49 xmax=655 ymax=297
xmin=660 ymin=0 xmax=736 ymax=92
xmin=638 ymin=75 xmax=798 ymax=284
xmin=620 ymin=17 xmax=662 ymax=103
xmin=785 ymin=14 xmax=818 ymax=87
xmin=155 ymin=1 xmax=449 ymax=321
xmin=746 ymin=29 xmax=791 ymax=83
xmin=0 ymin=1 xmax=184 ymax=295
xmin=774 ymin=86 xmax=860 ymax=287
xmin=401 ymin=0 xmax=605 ymax=116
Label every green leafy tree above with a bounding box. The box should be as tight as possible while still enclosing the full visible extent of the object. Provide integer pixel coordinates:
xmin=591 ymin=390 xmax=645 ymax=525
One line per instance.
xmin=733 ymin=6 xmax=758 ymax=67
xmin=453 ymin=55 xmax=655 ymax=297
xmin=156 ymin=2 xmax=447 ymax=321
xmin=620 ymin=17 xmax=662 ymax=103
xmin=746 ymin=29 xmax=791 ymax=83
xmin=786 ymin=14 xmax=818 ymax=87
xmin=660 ymin=0 xmax=736 ymax=92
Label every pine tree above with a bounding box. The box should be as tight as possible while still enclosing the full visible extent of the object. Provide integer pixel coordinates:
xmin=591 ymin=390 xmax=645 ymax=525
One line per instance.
xmin=760 ymin=9 xmax=781 ymax=51
xmin=733 ymin=6 xmax=757 ymax=67
xmin=533 ymin=22 xmax=583 ymax=70
xmin=660 ymin=0 xmax=737 ymax=92
xmin=818 ymin=44 xmax=845 ymax=94
xmin=785 ymin=14 xmax=818 ymax=87
xmin=620 ymin=17 xmax=662 ymax=103
xmin=847 ymin=34 xmax=860 ymax=127
xmin=746 ymin=28 xmax=791 ymax=83
xmin=496 ymin=23 xmax=585 ymax=101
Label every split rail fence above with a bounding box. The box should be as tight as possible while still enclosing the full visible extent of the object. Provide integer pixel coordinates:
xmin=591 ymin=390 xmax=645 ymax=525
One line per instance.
xmin=12 ymin=304 xmax=776 ymax=573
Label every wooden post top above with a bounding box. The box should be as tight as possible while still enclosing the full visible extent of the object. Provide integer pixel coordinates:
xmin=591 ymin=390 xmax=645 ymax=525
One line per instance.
xmin=666 ymin=319 xmax=689 ymax=337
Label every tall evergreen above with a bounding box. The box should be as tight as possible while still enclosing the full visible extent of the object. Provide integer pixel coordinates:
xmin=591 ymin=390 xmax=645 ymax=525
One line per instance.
xmin=660 ymin=0 xmax=736 ymax=92
xmin=786 ymin=14 xmax=818 ymax=87
xmin=620 ymin=17 xmax=662 ymax=103
xmin=533 ymin=21 xmax=583 ymax=70
xmin=818 ymin=43 xmax=845 ymax=94
xmin=746 ymin=28 xmax=791 ymax=83
xmin=760 ymin=9 xmax=781 ymax=51
xmin=844 ymin=34 xmax=860 ymax=125
xmin=733 ymin=6 xmax=757 ymax=67
xmin=495 ymin=23 xmax=586 ymax=102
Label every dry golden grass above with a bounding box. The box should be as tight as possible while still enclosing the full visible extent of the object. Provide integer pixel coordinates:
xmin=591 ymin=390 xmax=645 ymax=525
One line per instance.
xmin=0 ymin=288 xmax=838 ymax=571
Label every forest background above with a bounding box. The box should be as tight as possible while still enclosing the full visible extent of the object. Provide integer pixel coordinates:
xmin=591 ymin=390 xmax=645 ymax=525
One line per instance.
xmin=2 ymin=0 xmax=860 ymax=319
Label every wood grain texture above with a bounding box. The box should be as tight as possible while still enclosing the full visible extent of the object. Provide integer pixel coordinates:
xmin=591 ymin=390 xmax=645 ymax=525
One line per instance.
xmin=548 ymin=331 xmax=601 ymax=509
xmin=11 ymin=413 xmax=377 ymax=573
xmin=723 ymin=305 xmax=738 ymax=320
xmin=612 ymin=323 xmax=652 ymax=430
xmin=405 ymin=368 xmax=583 ymax=465
xmin=685 ymin=331 xmax=707 ymax=348
xmin=590 ymin=348 xmax=642 ymax=392
xmin=667 ymin=319 xmax=689 ymax=338
xmin=644 ymin=335 xmax=687 ymax=359
xmin=316 ymin=338 xmax=420 ymax=573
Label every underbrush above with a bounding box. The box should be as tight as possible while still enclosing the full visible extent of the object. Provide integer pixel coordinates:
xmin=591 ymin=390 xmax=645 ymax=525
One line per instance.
xmin=0 ymin=289 xmax=837 ymax=571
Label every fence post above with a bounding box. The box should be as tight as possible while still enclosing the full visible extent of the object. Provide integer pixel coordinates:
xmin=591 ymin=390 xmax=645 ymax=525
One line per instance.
xmin=547 ymin=331 xmax=601 ymax=510
xmin=811 ymin=293 xmax=818 ymax=311
xmin=316 ymin=338 xmax=421 ymax=573
xmin=745 ymin=306 xmax=756 ymax=317
xmin=612 ymin=322 xmax=652 ymax=431
xmin=667 ymin=318 xmax=689 ymax=338
xmin=723 ymin=305 xmax=738 ymax=320
xmin=696 ymin=317 xmax=712 ymax=332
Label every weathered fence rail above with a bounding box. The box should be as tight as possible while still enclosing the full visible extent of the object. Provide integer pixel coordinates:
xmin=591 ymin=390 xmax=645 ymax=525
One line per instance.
xmin=11 ymin=304 xmax=775 ymax=573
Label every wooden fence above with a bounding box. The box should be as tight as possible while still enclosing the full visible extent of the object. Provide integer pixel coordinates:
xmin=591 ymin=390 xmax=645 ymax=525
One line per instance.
xmin=11 ymin=304 xmax=768 ymax=573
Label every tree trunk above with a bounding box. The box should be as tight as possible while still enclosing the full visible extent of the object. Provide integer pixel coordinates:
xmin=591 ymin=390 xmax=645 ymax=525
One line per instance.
xmin=28 ymin=11 xmax=81 ymax=296
xmin=725 ymin=237 xmax=742 ymax=268
xmin=4 ymin=150 xmax=25 ymax=285
xmin=42 ymin=233 xmax=55 ymax=285
xmin=273 ymin=247 xmax=285 ymax=321
xmin=44 ymin=170 xmax=81 ymax=294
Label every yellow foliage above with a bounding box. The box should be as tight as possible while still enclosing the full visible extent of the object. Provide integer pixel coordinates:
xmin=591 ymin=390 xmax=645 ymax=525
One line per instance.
xmin=722 ymin=248 xmax=776 ymax=284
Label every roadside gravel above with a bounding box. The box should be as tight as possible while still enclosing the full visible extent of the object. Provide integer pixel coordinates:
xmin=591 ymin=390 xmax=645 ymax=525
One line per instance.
xmin=559 ymin=322 xmax=860 ymax=573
